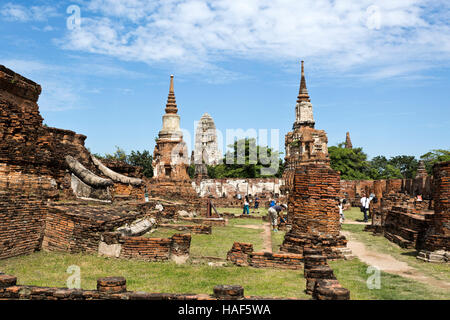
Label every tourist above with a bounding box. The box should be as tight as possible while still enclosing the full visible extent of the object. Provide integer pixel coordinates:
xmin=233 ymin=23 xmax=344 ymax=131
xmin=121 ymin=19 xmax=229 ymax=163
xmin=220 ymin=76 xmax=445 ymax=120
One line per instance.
xmin=269 ymin=199 xmax=276 ymax=207
xmin=253 ymin=195 xmax=260 ymax=213
xmin=360 ymin=194 xmax=371 ymax=223
xmin=268 ymin=204 xmax=287 ymax=232
xmin=243 ymin=195 xmax=250 ymax=215
xmin=338 ymin=199 xmax=345 ymax=223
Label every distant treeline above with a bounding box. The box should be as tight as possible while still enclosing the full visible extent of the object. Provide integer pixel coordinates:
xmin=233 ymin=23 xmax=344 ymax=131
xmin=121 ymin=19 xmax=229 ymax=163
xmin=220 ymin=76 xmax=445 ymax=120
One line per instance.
xmin=91 ymin=140 xmax=449 ymax=181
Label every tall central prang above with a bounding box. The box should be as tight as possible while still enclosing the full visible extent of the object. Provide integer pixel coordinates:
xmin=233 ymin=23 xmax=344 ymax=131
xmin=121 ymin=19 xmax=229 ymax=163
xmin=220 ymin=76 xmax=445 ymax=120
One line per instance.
xmin=152 ymin=75 xmax=189 ymax=180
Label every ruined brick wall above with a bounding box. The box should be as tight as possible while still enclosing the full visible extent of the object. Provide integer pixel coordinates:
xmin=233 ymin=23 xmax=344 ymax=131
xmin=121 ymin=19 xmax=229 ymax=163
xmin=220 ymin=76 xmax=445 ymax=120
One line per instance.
xmin=0 ymin=162 xmax=56 ymax=260
xmin=146 ymin=179 xmax=205 ymax=216
xmin=0 ymin=66 xmax=95 ymax=191
xmin=0 ymin=191 xmax=47 ymax=259
xmin=383 ymin=207 xmax=430 ymax=249
xmin=118 ymin=234 xmax=191 ymax=261
xmin=42 ymin=205 xmax=145 ymax=254
xmin=421 ymin=161 xmax=450 ymax=252
xmin=192 ymin=178 xmax=283 ymax=199
xmin=340 ymin=177 xmax=433 ymax=208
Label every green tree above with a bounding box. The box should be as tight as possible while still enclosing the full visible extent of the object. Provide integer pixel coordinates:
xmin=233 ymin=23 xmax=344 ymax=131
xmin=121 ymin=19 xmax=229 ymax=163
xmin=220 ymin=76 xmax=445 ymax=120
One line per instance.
xmin=367 ymin=156 xmax=402 ymax=180
xmin=187 ymin=164 xmax=196 ymax=179
xmin=420 ymin=149 xmax=450 ymax=174
xmin=389 ymin=155 xmax=418 ymax=179
xmin=127 ymin=150 xmax=153 ymax=178
xmin=328 ymin=145 xmax=371 ymax=180
xmin=208 ymin=138 xmax=282 ymax=178
xmin=104 ymin=146 xmax=127 ymax=162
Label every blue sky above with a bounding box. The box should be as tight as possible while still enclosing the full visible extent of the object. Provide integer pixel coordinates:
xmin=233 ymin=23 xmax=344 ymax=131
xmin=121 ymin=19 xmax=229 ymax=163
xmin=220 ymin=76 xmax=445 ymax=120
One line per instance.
xmin=1 ymin=0 xmax=449 ymax=160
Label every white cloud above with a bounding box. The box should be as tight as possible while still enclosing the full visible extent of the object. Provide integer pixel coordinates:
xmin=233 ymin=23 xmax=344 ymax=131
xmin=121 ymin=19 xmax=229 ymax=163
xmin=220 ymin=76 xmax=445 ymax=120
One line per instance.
xmin=0 ymin=57 xmax=148 ymax=111
xmin=1 ymin=3 xmax=59 ymax=22
xmin=5 ymin=1 xmax=450 ymax=81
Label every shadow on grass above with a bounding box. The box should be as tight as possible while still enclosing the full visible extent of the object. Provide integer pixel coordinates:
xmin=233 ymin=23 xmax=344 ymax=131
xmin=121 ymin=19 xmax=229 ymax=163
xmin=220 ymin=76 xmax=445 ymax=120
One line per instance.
xmin=401 ymin=251 xmax=419 ymax=257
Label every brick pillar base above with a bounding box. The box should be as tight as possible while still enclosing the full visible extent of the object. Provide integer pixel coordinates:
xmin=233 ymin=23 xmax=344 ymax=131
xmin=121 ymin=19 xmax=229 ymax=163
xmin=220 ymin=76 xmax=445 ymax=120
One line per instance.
xmin=97 ymin=277 xmax=127 ymax=293
xmin=280 ymin=232 xmax=348 ymax=259
xmin=213 ymin=285 xmax=244 ymax=300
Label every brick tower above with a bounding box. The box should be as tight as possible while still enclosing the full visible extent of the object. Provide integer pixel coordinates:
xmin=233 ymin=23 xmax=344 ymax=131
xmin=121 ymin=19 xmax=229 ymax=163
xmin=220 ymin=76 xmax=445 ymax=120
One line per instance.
xmin=282 ymin=61 xmax=329 ymax=219
xmin=281 ymin=61 xmax=351 ymax=260
xmin=152 ymin=75 xmax=189 ymax=180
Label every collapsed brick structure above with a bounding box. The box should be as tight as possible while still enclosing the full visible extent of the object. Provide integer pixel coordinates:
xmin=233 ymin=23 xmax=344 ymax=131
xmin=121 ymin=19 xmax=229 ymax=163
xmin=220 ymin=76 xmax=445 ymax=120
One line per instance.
xmin=0 ymin=66 xmax=203 ymax=261
xmin=279 ymin=61 xmax=350 ymax=260
xmin=417 ymin=161 xmax=450 ymax=262
xmin=348 ymin=159 xmax=448 ymax=263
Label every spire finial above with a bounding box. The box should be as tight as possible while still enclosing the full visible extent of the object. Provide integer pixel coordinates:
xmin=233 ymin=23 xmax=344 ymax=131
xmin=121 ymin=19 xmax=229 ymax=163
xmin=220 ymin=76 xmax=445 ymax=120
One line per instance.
xmin=297 ymin=60 xmax=310 ymax=103
xmin=165 ymin=74 xmax=178 ymax=114
xmin=345 ymin=132 xmax=353 ymax=149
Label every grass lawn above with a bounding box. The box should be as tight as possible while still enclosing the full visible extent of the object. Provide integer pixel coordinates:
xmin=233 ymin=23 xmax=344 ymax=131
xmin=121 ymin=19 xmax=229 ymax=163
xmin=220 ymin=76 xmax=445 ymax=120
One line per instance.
xmin=216 ymin=207 xmax=269 ymax=217
xmin=271 ymin=230 xmax=286 ymax=253
xmin=0 ymin=251 xmax=308 ymax=298
xmin=1 ymin=204 xmax=447 ymax=300
xmin=338 ymin=206 xmax=450 ymax=299
xmin=341 ymin=223 xmax=450 ymax=283
xmin=330 ymin=258 xmax=449 ymax=300
xmin=147 ymin=218 xmax=265 ymax=259
xmin=343 ymin=206 xmax=366 ymax=222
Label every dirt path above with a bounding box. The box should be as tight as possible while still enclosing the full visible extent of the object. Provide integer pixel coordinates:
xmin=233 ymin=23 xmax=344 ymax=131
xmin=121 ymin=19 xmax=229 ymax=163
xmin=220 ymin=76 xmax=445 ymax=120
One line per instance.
xmin=234 ymin=223 xmax=273 ymax=253
xmin=342 ymin=231 xmax=450 ymax=290
xmin=344 ymin=221 xmax=370 ymax=225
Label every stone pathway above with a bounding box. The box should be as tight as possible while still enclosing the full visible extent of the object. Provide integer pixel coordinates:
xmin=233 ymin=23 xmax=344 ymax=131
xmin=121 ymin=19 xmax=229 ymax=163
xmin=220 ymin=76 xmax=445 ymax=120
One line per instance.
xmin=342 ymin=231 xmax=450 ymax=290
xmin=234 ymin=223 xmax=273 ymax=253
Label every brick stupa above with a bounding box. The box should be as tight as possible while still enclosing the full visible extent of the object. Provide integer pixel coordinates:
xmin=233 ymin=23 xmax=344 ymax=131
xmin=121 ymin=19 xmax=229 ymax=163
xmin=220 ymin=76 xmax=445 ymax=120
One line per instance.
xmin=149 ymin=76 xmax=201 ymax=209
xmin=281 ymin=61 xmax=350 ymax=260
xmin=345 ymin=132 xmax=352 ymax=149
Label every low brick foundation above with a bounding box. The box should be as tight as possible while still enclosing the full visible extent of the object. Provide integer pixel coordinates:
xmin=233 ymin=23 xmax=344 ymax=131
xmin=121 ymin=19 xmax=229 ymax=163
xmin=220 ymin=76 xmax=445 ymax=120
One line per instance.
xmin=179 ymin=217 xmax=227 ymax=226
xmin=100 ymin=232 xmax=191 ymax=263
xmin=159 ymin=224 xmax=212 ymax=234
xmin=383 ymin=207 xmax=430 ymax=249
xmin=0 ymin=274 xmax=303 ymax=300
xmin=226 ymin=242 xmax=303 ymax=269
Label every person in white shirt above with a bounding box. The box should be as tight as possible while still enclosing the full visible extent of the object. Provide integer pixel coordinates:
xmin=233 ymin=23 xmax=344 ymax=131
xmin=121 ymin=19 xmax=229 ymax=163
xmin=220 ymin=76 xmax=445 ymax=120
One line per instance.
xmin=360 ymin=194 xmax=371 ymax=223
xmin=338 ymin=199 xmax=345 ymax=223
